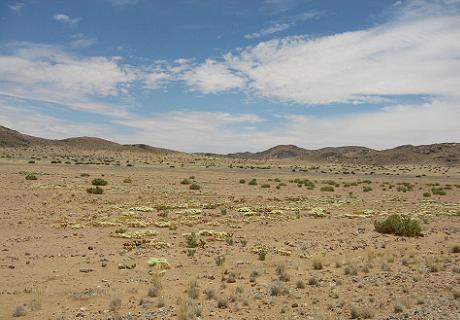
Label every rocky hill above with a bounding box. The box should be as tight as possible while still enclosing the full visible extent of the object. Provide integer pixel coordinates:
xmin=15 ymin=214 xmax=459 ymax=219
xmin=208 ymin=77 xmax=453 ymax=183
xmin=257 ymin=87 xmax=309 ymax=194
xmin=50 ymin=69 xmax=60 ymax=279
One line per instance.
xmin=1 ymin=125 xmax=458 ymax=165
xmin=229 ymin=143 xmax=460 ymax=165
xmin=0 ymin=125 xmax=178 ymax=155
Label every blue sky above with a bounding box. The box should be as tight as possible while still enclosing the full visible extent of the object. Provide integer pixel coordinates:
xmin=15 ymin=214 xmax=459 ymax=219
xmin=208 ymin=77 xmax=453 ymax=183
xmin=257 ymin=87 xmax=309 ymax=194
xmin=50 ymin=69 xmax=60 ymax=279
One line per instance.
xmin=0 ymin=0 xmax=459 ymax=153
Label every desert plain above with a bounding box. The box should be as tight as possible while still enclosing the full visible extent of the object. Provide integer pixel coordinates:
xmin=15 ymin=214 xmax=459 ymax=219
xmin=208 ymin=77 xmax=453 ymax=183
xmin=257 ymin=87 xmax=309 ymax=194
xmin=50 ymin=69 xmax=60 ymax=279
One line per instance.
xmin=0 ymin=144 xmax=459 ymax=320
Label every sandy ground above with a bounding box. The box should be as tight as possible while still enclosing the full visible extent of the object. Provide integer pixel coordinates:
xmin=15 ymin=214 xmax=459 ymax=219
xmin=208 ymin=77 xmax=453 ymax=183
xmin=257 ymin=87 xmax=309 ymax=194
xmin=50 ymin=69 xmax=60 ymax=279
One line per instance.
xmin=0 ymin=160 xmax=459 ymax=320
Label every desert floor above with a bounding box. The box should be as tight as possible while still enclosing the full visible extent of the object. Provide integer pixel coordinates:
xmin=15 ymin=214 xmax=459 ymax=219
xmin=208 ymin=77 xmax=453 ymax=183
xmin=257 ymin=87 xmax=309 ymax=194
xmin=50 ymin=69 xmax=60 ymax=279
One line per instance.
xmin=1 ymin=160 xmax=459 ymax=319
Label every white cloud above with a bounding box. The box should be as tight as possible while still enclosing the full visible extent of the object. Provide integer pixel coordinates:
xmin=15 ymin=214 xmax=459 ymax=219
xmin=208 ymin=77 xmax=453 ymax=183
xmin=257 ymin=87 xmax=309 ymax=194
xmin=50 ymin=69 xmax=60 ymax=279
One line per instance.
xmin=0 ymin=43 xmax=138 ymax=116
xmin=182 ymin=59 xmax=246 ymax=94
xmin=107 ymin=98 xmax=460 ymax=152
xmin=53 ymin=14 xmax=79 ymax=25
xmin=1 ymin=98 xmax=458 ymax=153
xmin=9 ymin=3 xmax=24 ymax=13
xmin=70 ymin=34 xmax=97 ymax=48
xmin=1 ymin=0 xmax=458 ymax=153
xmin=244 ymin=11 xmax=319 ymax=39
xmin=143 ymin=72 xmax=172 ymax=89
xmin=245 ymin=23 xmax=291 ymax=39
xmin=294 ymin=11 xmax=321 ymax=22
xmin=185 ymin=0 xmax=460 ymax=105
xmin=141 ymin=59 xmax=193 ymax=89
xmin=278 ymin=98 xmax=460 ymax=150
xmin=0 ymin=102 xmax=114 ymax=140
xmin=112 ymin=111 xmax=263 ymax=153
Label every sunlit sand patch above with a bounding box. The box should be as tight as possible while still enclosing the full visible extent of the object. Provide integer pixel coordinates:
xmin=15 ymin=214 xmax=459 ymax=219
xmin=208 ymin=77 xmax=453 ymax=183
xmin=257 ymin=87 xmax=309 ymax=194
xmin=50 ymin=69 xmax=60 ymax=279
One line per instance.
xmin=309 ymin=207 xmax=328 ymax=217
xmin=129 ymin=206 xmax=155 ymax=212
xmin=110 ymin=229 xmax=158 ymax=239
xmin=154 ymin=221 xmax=171 ymax=228
xmin=175 ymin=208 xmax=203 ymax=215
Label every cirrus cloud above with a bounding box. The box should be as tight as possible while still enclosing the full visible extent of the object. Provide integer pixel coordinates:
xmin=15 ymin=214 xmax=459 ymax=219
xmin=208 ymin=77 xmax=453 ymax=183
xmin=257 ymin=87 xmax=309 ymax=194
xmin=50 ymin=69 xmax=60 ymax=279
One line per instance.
xmin=182 ymin=0 xmax=460 ymax=105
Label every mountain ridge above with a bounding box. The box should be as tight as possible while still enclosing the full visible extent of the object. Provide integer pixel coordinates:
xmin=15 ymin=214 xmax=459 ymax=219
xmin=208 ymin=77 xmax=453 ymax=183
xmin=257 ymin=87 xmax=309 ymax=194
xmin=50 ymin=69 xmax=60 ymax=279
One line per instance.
xmin=1 ymin=125 xmax=459 ymax=165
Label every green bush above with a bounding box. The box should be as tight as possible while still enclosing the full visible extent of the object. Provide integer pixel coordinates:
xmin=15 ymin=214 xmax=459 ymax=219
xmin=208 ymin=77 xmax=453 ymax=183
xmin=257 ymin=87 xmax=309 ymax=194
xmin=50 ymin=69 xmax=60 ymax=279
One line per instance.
xmin=91 ymin=178 xmax=108 ymax=186
xmin=320 ymin=186 xmax=334 ymax=192
xmin=257 ymin=250 xmax=266 ymax=261
xmin=87 ymin=186 xmax=104 ymax=194
xmin=374 ymin=214 xmax=421 ymax=237
xmin=363 ymin=186 xmax=372 ymax=192
xmin=181 ymin=178 xmax=191 ymax=185
xmin=185 ymin=232 xmax=199 ymax=248
xmin=293 ymin=178 xmax=315 ymax=189
xmin=423 ymin=192 xmax=431 ymax=198
xmin=25 ymin=173 xmax=37 ymax=180
xmin=261 ymin=184 xmax=270 ymax=188
xmin=397 ymin=182 xmax=414 ymax=193
xmin=189 ymin=183 xmax=200 ymax=190
xmin=350 ymin=306 xmax=373 ymax=319
xmin=80 ymin=173 xmax=90 ymax=177
xmin=187 ymin=248 xmax=196 ymax=257
xmin=322 ymin=180 xmax=338 ymax=186
xmin=215 ymin=255 xmax=225 ymax=266
xmin=248 ymin=179 xmax=257 ymax=186
xmin=431 ymin=187 xmax=446 ymax=195
xmin=239 ymin=179 xmax=246 ymax=184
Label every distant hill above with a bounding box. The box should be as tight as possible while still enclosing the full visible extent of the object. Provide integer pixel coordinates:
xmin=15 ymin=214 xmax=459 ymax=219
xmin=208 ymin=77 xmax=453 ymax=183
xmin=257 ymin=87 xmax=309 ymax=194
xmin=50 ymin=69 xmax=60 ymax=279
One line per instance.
xmin=0 ymin=125 xmax=48 ymax=147
xmin=1 ymin=125 xmax=459 ymax=165
xmin=228 ymin=143 xmax=460 ymax=165
xmin=0 ymin=125 xmax=179 ymax=155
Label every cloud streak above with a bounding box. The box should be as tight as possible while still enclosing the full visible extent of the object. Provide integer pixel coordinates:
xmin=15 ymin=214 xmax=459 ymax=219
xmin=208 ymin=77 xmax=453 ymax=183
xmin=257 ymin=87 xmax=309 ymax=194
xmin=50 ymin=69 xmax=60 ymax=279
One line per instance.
xmin=9 ymin=3 xmax=24 ymax=13
xmin=244 ymin=11 xmax=319 ymax=39
xmin=0 ymin=43 xmax=137 ymax=116
xmin=53 ymin=14 xmax=79 ymax=25
xmin=69 ymin=34 xmax=98 ymax=48
xmin=244 ymin=23 xmax=291 ymax=39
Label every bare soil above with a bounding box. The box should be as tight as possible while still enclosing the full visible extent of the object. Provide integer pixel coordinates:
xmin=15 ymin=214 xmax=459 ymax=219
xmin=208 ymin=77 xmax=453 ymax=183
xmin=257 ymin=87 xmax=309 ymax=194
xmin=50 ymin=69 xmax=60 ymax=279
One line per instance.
xmin=1 ymin=160 xmax=459 ymax=319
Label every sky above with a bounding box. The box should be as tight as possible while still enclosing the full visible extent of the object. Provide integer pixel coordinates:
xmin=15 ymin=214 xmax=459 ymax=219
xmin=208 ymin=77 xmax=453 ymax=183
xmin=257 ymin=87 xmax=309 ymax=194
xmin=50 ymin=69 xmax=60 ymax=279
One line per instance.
xmin=0 ymin=0 xmax=459 ymax=153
